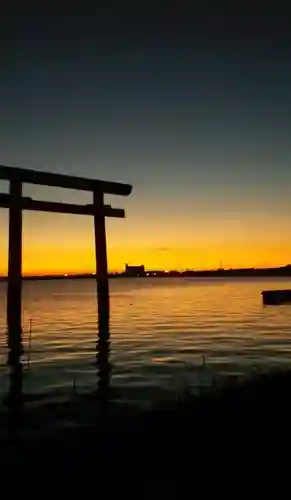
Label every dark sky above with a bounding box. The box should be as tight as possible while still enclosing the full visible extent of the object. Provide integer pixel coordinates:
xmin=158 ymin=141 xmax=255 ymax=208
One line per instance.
xmin=1 ymin=3 xmax=291 ymax=272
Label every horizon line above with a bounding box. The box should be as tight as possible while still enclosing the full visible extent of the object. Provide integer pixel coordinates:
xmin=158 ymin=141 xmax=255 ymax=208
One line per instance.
xmin=0 ymin=264 xmax=291 ymax=279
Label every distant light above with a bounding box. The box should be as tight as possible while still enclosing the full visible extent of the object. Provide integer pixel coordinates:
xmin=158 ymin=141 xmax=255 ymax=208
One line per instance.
xmin=64 ymin=273 xmax=68 ymax=277
xmin=146 ymin=273 xmax=150 ymax=276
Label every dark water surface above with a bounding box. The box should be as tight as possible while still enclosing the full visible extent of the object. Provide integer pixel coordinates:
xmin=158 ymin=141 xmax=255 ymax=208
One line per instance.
xmin=1 ymin=277 xmax=291 ymax=406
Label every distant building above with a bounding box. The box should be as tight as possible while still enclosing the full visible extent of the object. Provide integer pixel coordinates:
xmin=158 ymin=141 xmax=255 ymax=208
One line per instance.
xmin=124 ymin=264 xmax=145 ymax=277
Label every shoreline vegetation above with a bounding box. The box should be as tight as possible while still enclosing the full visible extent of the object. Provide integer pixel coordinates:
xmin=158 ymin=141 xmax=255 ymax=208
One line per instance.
xmin=1 ymin=264 xmax=291 ymax=281
xmin=0 ymin=368 xmax=290 ymax=495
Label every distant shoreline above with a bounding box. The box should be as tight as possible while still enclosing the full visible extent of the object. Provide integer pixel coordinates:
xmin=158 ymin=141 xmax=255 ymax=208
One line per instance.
xmin=1 ymin=266 xmax=291 ymax=281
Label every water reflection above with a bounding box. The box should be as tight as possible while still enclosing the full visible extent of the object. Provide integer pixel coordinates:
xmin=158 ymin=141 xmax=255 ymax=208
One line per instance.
xmin=96 ymin=279 xmax=111 ymax=414
xmin=2 ymin=278 xmax=291 ymax=405
xmin=3 ymin=278 xmax=112 ymax=430
xmin=6 ymin=327 xmax=24 ymax=437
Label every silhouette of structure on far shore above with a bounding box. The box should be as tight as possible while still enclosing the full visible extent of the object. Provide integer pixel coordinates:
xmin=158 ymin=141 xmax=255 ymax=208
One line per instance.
xmin=124 ymin=264 xmax=145 ymax=277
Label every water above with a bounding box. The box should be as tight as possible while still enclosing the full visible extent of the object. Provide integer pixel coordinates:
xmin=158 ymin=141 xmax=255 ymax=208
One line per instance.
xmin=1 ymin=277 xmax=291 ymax=406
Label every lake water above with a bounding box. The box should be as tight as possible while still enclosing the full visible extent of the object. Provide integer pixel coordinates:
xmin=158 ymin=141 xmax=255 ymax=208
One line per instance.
xmin=1 ymin=277 xmax=291 ymax=407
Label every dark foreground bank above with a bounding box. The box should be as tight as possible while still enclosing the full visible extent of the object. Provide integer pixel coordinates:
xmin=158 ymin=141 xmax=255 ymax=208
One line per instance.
xmin=1 ymin=370 xmax=291 ymax=498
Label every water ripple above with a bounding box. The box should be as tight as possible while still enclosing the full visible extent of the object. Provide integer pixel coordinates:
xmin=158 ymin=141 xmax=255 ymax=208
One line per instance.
xmin=1 ymin=277 xmax=291 ymax=404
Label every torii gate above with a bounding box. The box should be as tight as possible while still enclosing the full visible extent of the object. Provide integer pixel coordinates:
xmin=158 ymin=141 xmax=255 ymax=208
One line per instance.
xmin=0 ymin=165 xmax=132 ymax=406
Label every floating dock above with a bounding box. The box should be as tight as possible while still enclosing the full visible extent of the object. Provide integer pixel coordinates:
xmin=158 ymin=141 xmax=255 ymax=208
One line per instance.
xmin=262 ymin=289 xmax=291 ymax=305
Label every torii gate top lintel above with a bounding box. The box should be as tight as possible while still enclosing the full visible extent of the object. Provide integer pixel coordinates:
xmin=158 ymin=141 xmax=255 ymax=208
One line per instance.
xmin=0 ymin=164 xmax=132 ymax=196
xmin=0 ymin=165 xmax=132 ymax=217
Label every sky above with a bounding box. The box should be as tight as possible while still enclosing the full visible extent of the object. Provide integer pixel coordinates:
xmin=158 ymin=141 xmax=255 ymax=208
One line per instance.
xmin=1 ymin=4 xmax=291 ymax=274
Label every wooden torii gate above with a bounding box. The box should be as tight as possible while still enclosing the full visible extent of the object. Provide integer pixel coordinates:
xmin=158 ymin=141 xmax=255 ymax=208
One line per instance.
xmin=0 ymin=165 xmax=132 ymax=404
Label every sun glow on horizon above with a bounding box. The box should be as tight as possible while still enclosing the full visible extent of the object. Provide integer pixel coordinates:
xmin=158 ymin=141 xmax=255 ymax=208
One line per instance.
xmin=1 ymin=201 xmax=291 ymax=276
xmin=0 ymin=240 xmax=291 ymax=276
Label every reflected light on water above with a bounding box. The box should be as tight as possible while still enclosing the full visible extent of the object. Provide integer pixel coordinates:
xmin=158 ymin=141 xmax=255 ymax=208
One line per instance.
xmin=1 ymin=277 xmax=291 ymax=405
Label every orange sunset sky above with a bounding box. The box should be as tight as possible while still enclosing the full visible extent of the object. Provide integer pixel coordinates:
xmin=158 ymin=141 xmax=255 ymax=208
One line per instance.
xmin=1 ymin=9 xmax=291 ymax=275
xmin=0 ymin=180 xmax=291 ymax=275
